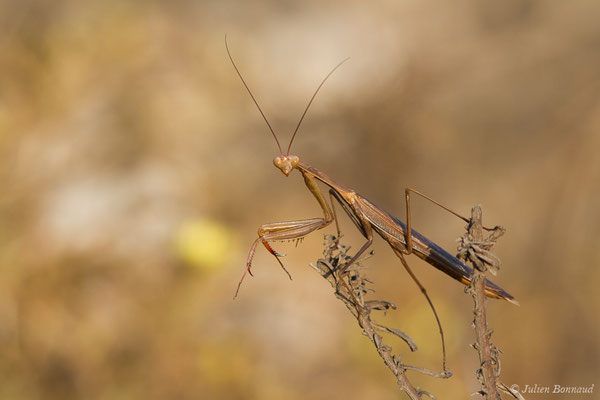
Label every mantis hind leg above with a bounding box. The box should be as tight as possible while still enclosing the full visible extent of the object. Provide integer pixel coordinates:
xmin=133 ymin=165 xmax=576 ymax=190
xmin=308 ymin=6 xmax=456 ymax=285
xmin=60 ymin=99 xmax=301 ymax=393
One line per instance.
xmin=330 ymin=188 xmax=451 ymax=374
xmin=403 ymin=188 xmax=501 ymax=255
xmin=392 ymin=247 xmax=450 ymax=376
xmin=404 ymin=188 xmax=470 ymax=255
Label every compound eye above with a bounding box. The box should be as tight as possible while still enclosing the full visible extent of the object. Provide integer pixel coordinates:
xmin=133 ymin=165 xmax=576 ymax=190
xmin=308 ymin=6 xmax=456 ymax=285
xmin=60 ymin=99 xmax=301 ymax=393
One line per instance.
xmin=290 ymin=156 xmax=300 ymax=168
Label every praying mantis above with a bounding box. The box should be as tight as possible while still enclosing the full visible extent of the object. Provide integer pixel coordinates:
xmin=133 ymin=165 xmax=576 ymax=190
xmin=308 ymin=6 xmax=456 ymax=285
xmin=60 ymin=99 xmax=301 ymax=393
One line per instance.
xmin=227 ymin=38 xmax=516 ymax=310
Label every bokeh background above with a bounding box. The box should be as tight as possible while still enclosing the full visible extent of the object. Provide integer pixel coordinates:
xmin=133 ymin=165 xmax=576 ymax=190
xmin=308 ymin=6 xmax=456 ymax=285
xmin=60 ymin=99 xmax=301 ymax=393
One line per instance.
xmin=1 ymin=1 xmax=599 ymax=399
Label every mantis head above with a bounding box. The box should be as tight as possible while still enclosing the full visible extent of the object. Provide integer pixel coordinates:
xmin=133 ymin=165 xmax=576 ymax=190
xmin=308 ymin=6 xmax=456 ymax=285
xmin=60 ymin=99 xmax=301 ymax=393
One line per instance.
xmin=273 ymin=155 xmax=300 ymax=176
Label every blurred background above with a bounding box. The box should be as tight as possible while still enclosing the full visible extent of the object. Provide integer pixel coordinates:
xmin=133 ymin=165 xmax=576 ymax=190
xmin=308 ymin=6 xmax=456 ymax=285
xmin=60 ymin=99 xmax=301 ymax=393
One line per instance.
xmin=1 ymin=0 xmax=599 ymax=399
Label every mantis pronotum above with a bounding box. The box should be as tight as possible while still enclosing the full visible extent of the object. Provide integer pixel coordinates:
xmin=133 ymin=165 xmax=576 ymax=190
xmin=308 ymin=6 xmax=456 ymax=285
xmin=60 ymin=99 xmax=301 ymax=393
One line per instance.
xmin=226 ymin=37 xmax=516 ymax=373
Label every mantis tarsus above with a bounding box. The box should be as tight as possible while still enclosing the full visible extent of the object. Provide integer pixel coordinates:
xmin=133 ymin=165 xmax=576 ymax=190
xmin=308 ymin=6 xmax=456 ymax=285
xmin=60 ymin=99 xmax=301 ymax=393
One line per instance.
xmin=227 ymin=37 xmax=516 ymax=372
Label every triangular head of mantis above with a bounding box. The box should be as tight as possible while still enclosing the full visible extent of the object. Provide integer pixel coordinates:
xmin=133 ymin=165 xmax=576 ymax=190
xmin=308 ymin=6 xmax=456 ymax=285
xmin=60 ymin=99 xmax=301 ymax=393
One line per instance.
xmin=273 ymin=155 xmax=300 ymax=176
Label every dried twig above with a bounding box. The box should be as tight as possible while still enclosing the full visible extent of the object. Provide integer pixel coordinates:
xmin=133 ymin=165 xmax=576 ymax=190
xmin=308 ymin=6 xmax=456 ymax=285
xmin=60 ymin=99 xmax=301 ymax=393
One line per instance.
xmin=457 ymin=206 xmax=523 ymax=400
xmin=309 ymin=235 xmax=450 ymax=400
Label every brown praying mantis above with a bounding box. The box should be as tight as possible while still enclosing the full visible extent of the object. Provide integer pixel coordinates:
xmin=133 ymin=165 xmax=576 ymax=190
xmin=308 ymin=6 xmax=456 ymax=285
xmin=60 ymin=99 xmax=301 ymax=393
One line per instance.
xmin=227 ymin=39 xmax=517 ymax=369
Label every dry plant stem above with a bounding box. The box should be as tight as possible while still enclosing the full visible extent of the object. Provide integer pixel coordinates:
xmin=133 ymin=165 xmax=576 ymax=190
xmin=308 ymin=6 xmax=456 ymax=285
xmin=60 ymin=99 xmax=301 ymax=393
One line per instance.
xmin=465 ymin=206 xmax=502 ymax=400
xmin=310 ymin=236 xmax=448 ymax=400
xmin=358 ymin=311 xmax=424 ymax=400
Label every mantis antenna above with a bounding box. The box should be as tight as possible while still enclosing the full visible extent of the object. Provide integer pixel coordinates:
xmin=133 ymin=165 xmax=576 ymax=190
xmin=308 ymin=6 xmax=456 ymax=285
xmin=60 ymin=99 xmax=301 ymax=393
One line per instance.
xmin=286 ymin=57 xmax=349 ymax=156
xmin=225 ymin=35 xmax=284 ymax=156
xmin=225 ymin=36 xmax=348 ymax=157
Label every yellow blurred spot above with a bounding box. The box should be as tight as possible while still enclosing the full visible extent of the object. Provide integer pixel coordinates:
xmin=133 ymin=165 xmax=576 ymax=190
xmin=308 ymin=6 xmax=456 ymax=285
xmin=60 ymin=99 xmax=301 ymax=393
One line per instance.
xmin=175 ymin=219 xmax=232 ymax=270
